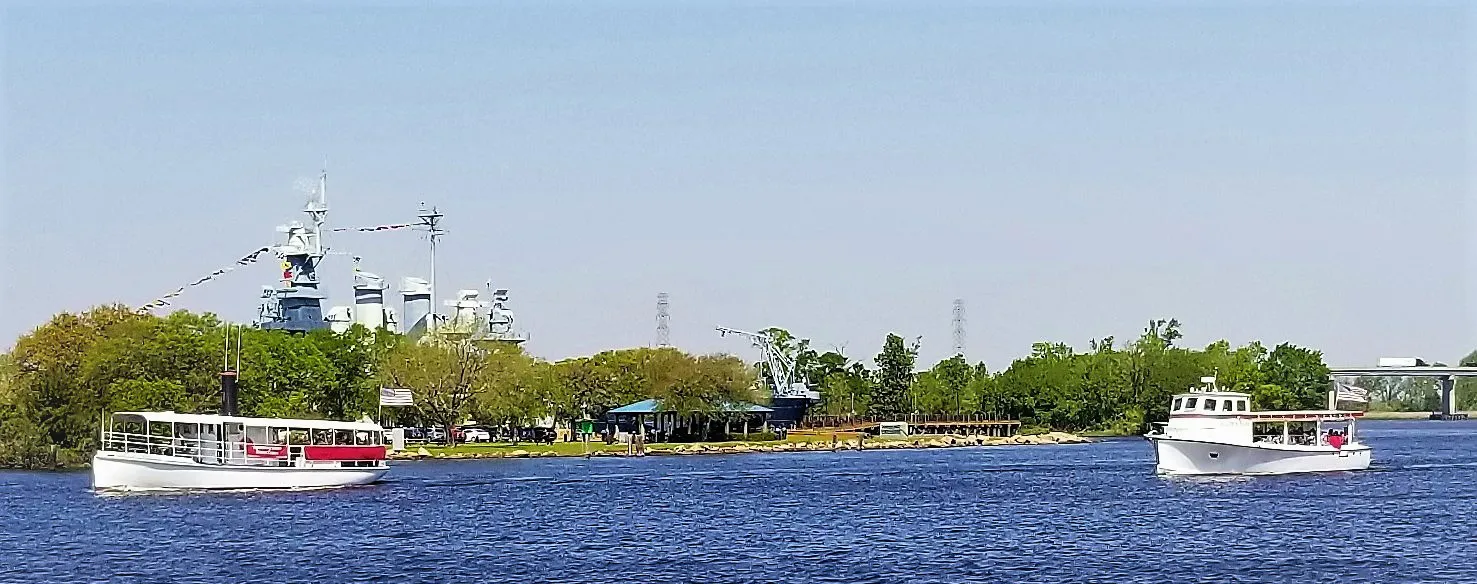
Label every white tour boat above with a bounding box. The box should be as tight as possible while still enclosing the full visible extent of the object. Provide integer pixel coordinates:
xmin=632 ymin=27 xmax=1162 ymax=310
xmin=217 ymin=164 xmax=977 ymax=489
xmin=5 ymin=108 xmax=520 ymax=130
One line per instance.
xmin=1144 ymin=377 xmax=1371 ymax=475
xmin=93 ymin=411 xmax=389 ymax=491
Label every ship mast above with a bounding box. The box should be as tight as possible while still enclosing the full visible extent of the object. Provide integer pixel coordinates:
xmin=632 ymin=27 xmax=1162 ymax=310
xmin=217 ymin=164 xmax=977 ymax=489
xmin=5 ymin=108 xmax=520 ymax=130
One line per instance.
xmin=309 ymin=168 xmax=328 ymax=256
xmin=418 ymin=203 xmax=444 ymax=334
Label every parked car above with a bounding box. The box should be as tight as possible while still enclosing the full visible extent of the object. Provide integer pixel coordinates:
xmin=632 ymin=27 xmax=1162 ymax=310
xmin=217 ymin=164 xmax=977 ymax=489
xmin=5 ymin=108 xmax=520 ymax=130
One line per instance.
xmin=424 ymin=427 xmax=447 ymax=442
xmin=461 ymin=427 xmax=492 ymax=442
xmin=523 ymin=427 xmax=555 ymax=444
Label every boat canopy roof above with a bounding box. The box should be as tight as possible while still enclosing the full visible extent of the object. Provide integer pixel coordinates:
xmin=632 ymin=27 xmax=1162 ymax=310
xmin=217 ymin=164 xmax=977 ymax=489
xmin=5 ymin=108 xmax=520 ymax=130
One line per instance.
xmin=1173 ymin=391 xmax=1251 ymax=400
xmin=112 ymin=411 xmax=382 ymax=431
xmin=1238 ymin=410 xmax=1364 ymax=421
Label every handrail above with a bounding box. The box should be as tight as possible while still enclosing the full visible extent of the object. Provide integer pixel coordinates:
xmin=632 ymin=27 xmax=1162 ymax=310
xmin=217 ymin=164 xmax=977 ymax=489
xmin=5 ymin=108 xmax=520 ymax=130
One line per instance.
xmin=99 ymin=431 xmax=386 ymax=467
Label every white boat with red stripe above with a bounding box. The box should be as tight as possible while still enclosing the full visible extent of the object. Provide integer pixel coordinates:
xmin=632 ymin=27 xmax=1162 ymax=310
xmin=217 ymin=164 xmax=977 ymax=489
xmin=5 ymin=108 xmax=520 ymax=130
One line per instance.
xmin=1144 ymin=376 xmax=1371 ymax=476
xmin=92 ymin=411 xmax=389 ymax=491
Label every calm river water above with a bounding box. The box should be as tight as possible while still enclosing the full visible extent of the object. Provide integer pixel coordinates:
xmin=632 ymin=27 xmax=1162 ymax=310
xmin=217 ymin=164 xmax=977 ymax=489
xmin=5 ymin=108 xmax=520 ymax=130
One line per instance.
xmin=3 ymin=420 xmax=1475 ymax=583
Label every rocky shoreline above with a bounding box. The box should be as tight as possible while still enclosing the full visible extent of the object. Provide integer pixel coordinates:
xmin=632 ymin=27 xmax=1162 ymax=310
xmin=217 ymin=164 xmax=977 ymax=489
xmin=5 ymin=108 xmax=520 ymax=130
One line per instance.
xmin=390 ymin=431 xmax=1092 ymax=461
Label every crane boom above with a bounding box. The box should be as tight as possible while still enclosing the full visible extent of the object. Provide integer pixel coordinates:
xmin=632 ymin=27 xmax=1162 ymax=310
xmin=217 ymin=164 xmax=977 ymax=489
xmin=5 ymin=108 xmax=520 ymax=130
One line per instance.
xmin=716 ymin=326 xmax=815 ymax=400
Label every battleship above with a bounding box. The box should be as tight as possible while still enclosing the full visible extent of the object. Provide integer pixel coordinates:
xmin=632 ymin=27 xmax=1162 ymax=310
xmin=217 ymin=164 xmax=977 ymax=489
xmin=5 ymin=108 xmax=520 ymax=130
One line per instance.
xmin=138 ymin=168 xmax=837 ymax=423
xmin=242 ymin=170 xmax=528 ymax=342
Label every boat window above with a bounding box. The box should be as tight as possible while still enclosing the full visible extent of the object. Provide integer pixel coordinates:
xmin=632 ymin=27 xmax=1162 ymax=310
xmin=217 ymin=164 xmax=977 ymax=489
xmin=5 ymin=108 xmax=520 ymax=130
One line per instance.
xmin=1236 ymin=400 xmax=1247 ymax=412
xmin=313 ymin=429 xmax=334 ymax=445
xmin=113 ymin=415 xmax=146 ymax=436
xmin=335 ymin=430 xmax=355 ymax=445
xmin=1172 ymin=398 xmax=1183 ymax=411
xmin=245 ymin=426 xmax=277 ymax=445
xmin=1204 ymin=399 xmax=1217 ymax=411
xmin=1184 ymin=397 xmax=1198 ymax=410
xmin=1253 ymin=422 xmax=1284 ymax=443
xmin=149 ymin=421 xmax=173 ymax=437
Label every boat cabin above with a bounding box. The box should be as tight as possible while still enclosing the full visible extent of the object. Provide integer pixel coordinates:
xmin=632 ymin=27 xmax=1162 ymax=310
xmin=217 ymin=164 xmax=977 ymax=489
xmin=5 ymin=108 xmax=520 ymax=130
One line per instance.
xmin=1160 ymin=377 xmax=1363 ymax=448
xmin=101 ymin=412 xmax=387 ymax=468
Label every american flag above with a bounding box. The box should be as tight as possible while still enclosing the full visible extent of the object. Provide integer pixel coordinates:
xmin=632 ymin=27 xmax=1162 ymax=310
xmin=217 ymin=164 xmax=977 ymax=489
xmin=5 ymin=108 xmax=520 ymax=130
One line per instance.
xmin=1335 ymin=382 xmax=1370 ymax=404
xmin=379 ymin=387 xmax=414 ymax=407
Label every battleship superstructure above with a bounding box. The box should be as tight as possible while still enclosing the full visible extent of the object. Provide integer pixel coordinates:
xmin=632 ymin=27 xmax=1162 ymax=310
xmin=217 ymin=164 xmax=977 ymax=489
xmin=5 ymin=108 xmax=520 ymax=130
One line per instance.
xmin=251 ymin=169 xmax=527 ymax=342
xmin=327 ymin=262 xmax=398 ymax=334
xmin=434 ymin=286 xmax=527 ymax=344
xmin=400 ymin=277 xmax=433 ymax=337
xmin=258 ymin=172 xmax=330 ymax=332
xmin=485 ymin=288 xmax=527 ymax=344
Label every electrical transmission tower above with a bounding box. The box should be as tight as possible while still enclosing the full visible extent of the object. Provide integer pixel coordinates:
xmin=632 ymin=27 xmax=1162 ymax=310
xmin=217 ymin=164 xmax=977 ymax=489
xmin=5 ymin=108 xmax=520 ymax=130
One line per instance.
xmin=655 ymin=292 xmax=671 ymax=347
xmin=952 ymin=298 xmax=966 ymax=356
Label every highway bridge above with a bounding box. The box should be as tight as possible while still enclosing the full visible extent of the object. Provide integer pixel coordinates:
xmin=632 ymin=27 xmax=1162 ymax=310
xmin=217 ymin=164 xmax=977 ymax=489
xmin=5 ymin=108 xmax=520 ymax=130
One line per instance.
xmin=1330 ymin=363 xmax=1475 ymax=420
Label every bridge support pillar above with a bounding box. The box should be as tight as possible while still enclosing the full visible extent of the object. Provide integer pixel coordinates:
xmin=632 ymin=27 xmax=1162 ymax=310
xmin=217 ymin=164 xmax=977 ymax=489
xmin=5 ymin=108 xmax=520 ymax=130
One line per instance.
xmin=1440 ymin=376 xmax=1457 ymax=418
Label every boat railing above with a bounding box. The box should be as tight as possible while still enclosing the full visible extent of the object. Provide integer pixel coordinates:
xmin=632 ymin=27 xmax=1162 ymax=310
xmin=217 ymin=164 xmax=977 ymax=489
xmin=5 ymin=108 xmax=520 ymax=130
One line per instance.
xmin=1252 ymin=433 xmax=1360 ymax=447
xmin=100 ymin=431 xmax=386 ymax=467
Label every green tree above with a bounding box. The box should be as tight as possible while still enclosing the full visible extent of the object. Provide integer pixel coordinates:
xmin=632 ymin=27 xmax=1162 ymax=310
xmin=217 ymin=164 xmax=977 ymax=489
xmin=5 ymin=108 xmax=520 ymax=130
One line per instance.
xmin=235 ymin=327 xmax=338 ymax=418
xmin=819 ymin=362 xmax=871 ymax=416
xmin=871 ymin=333 xmax=919 ymax=418
xmin=82 ymin=312 xmax=224 ymax=415
xmin=932 ymin=355 xmax=974 ymax=414
xmin=380 ymin=339 xmax=487 ymax=444
xmin=8 ymin=305 xmax=147 ymax=452
xmin=309 ymin=325 xmax=399 ymax=420
xmin=1259 ymin=343 xmax=1330 ymax=410
xmin=806 ymin=350 xmax=850 ymax=412
xmin=1201 ymin=340 xmax=1266 ymax=393
xmin=1250 ymin=383 xmax=1302 ymax=410
xmin=472 ymin=343 xmax=546 ymax=432
xmin=909 ymin=371 xmax=949 ymax=415
xmin=967 ymin=363 xmax=999 ymax=418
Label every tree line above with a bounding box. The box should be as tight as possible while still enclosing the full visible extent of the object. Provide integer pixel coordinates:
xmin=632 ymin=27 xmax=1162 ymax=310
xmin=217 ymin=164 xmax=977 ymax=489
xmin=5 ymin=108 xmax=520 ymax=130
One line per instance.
xmin=771 ymin=318 xmax=1334 ymax=435
xmin=0 ymin=306 xmax=1402 ymax=469
xmin=0 ymin=306 xmax=758 ymax=467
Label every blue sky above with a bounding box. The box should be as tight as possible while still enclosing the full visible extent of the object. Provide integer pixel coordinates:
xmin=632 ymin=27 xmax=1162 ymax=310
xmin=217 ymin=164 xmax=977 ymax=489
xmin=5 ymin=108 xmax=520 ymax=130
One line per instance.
xmin=2 ymin=2 xmax=1472 ymax=369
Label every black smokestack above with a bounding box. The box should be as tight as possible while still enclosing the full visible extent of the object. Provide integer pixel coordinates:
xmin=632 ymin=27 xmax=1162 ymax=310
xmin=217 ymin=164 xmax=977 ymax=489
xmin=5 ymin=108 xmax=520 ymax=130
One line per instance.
xmin=221 ymin=371 xmax=239 ymax=416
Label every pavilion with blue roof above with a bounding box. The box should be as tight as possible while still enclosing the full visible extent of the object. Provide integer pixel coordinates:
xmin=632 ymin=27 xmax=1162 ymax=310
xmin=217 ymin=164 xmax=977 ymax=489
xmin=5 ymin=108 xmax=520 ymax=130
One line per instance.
xmin=606 ymin=399 xmax=775 ymax=442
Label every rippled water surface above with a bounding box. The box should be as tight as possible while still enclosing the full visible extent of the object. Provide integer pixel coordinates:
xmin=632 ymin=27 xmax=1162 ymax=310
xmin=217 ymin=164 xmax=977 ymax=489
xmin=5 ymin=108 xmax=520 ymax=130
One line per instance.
xmin=3 ymin=420 xmax=1475 ymax=583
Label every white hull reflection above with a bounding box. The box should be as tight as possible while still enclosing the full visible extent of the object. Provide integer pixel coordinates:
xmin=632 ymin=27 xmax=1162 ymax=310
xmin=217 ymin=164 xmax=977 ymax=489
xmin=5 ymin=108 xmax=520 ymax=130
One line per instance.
xmin=1148 ymin=437 xmax=1371 ymax=476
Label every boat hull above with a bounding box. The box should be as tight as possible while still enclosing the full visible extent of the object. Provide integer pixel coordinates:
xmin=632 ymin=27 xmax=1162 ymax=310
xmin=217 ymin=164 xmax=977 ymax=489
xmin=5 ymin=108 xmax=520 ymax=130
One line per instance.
xmin=1147 ymin=436 xmax=1371 ymax=476
xmin=92 ymin=452 xmax=388 ymax=491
